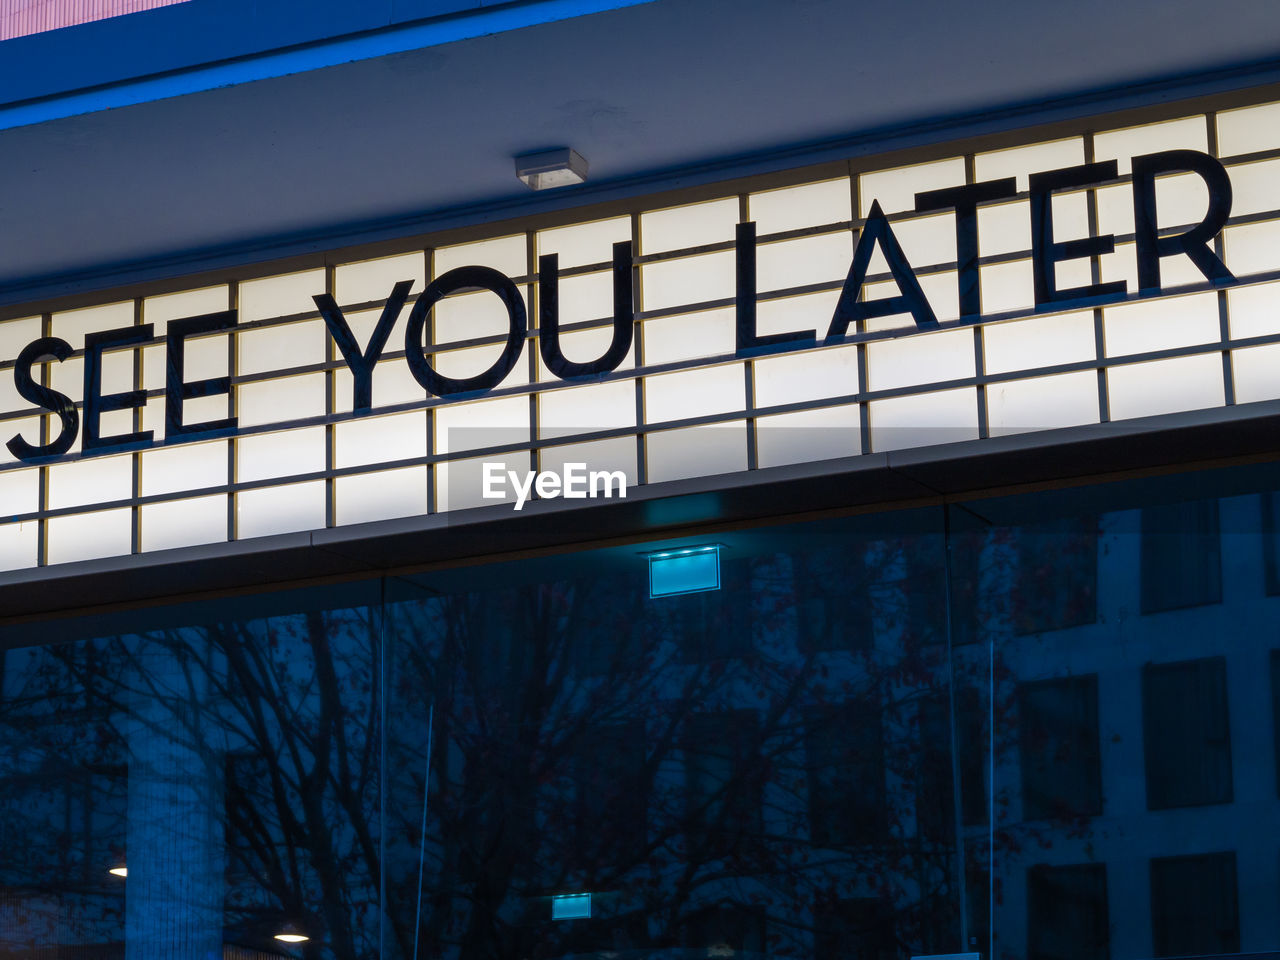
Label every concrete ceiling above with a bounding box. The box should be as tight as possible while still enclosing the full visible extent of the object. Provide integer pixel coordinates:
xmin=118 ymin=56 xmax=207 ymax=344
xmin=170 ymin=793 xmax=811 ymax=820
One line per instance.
xmin=1 ymin=0 xmax=1278 ymax=305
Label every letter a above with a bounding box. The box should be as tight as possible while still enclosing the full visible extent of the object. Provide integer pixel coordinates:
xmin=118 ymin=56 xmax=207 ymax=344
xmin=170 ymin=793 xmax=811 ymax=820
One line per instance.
xmin=826 ymin=199 xmax=938 ymax=341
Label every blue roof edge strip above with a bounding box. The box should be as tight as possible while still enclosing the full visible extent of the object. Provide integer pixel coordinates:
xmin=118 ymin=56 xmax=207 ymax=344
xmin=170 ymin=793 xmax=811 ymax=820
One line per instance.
xmin=0 ymin=0 xmax=658 ymax=133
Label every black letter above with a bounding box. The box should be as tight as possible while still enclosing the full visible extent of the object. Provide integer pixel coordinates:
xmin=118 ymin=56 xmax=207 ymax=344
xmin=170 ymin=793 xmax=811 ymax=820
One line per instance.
xmin=83 ymin=325 xmax=153 ymax=453
xmin=539 ymin=241 xmax=634 ymax=377
xmin=1133 ymin=149 xmax=1234 ymax=293
xmin=827 ymin=199 xmax=937 ymax=340
xmin=166 ymin=311 xmax=237 ymax=441
xmin=1030 ymin=161 xmax=1127 ymax=306
xmin=314 ymin=280 xmax=414 ymax=412
xmin=6 ymin=337 xmax=78 ymax=461
xmin=736 ymin=221 xmax=815 ymax=355
xmin=404 ymin=266 xmax=525 ymax=396
xmin=915 ymin=177 xmax=1018 ymax=321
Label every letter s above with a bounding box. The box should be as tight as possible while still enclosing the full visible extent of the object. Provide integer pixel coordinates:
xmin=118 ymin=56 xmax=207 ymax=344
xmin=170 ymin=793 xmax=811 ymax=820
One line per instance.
xmin=6 ymin=337 xmax=79 ymax=461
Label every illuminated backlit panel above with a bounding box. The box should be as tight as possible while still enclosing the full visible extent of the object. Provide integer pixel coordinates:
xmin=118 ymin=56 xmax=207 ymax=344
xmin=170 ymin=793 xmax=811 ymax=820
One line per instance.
xmin=4 ymin=94 xmax=1280 ymax=573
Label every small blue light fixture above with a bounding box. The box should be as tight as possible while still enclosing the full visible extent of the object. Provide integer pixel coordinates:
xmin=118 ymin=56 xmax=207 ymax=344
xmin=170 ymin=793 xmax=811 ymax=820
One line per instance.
xmin=551 ymin=893 xmax=592 ymax=920
xmin=646 ymin=544 xmax=722 ymax=599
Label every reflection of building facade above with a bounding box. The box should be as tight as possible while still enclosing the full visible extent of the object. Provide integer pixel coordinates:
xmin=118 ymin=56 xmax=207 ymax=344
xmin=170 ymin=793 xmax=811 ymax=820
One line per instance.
xmin=3 ymin=2 xmax=1280 ymax=959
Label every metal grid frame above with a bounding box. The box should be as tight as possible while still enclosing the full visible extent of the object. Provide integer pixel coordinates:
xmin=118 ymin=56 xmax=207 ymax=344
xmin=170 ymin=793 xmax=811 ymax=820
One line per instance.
xmin=3 ymin=95 xmax=1280 ymax=570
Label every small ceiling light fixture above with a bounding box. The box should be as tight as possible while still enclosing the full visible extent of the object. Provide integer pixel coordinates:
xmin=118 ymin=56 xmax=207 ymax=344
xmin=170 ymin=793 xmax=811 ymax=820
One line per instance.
xmin=644 ymin=544 xmax=723 ymax=599
xmin=515 ymin=148 xmax=588 ymax=190
xmin=108 ymin=865 xmax=127 ymax=878
xmin=274 ymin=924 xmax=310 ymax=944
xmin=551 ymin=892 xmax=592 ymax=920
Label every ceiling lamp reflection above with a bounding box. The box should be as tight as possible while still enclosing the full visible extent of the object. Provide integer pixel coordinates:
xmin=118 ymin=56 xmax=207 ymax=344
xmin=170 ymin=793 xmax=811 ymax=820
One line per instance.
xmin=274 ymin=924 xmax=310 ymax=943
xmin=108 ymin=865 xmax=127 ymax=878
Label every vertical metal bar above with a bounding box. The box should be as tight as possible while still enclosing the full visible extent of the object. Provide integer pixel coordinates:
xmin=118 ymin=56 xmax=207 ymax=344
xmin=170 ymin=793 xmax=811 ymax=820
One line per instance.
xmin=632 ymin=211 xmax=647 ymax=485
xmin=1085 ymin=130 xmax=1111 ymax=423
xmin=131 ymin=296 xmax=144 ymax=554
xmin=37 ymin=311 xmax=51 ymax=567
xmin=942 ymin=504 xmax=970 ymax=953
xmin=740 ymin=193 xmax=759 ymax=470
xmin=226 ymin=280 xmax=239 ymax=542
xmin=850 ymin=164 xmax=872 ymax=455
xmin=325 ymin=262 xmax=338 ymax=528
xmin=526 ymin=230 xmax=539 ymax=484
xmin=424 ymin=248 xmax=437 ymax=514
xmin=967 ymin=154 xmax=990 ymax=441
xmin=1207 ymin=110 xmax=1236 ymax=407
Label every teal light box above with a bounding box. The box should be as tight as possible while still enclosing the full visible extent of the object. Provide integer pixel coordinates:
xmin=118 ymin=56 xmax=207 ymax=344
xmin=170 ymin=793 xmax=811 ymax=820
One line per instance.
xmin=551 ymin=893 xmax=592 ymax=920
xmin=648 ymin=545 xmax=721 ymax=598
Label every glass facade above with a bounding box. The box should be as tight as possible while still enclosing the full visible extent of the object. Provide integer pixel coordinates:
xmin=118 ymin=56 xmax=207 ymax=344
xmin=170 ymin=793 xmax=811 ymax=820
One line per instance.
xmin=4 ymin=460 xmax=1280 ymax=960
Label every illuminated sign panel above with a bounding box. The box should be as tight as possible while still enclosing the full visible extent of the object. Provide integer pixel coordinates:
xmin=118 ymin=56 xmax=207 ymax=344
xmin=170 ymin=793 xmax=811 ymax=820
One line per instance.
xmin=2 ymin=101 xmax=1280 ymax=571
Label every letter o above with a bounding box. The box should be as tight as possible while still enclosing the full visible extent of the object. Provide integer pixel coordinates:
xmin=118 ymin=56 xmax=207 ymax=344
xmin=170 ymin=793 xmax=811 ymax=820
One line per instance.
xmin=404 ymin=266 xmax=525 ymax=396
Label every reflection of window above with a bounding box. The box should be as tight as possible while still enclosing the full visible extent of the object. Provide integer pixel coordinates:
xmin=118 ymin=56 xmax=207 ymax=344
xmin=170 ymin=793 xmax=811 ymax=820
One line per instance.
xmin=1150 ymin=852 xmax=1239 ymax=958
xmin=669 ymin=558 xmax=752 ymax=662
xmin=684 ymin=903 xmax=766 ymax=955
xmin=1142 ymin=657 xmax=1232 ymax=809
xmin=1018 ymin=676 xmax=1102 ymax=820
xmin=917 ymin=687 xmax=988 ymax=840
xmin=1027 ymin=863 xmax=1109 ymax=960
xmin=795 ymin=548 xmax=873 ymax=653
xmin=574 ymin=722 xmax=647 ymax=868
xmin=1263 ymin=493 xmax=1280 ymax=596
xmin=1140 ymin=500 xmax=1222 ymax=614
xmin=567 ymin=579 xmax=645 ymax=676
xmin=684 ymin=711 xmax=761 ymax=854
xmin=1014 ymin=517 xmax=1097 ymax=635
xmin=805 ymin=705 xmax=885 ymax=847
xmin=813 ymin=898 xmax=896 ymax=960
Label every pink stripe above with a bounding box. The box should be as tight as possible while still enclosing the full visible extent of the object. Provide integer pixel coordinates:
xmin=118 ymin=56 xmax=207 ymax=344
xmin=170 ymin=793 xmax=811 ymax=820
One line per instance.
xmin=0 ymin=0 xmax=189 ymax=40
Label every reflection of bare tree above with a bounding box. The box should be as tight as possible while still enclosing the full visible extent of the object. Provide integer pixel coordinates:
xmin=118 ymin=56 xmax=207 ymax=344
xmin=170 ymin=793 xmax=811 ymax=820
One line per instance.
xmin=0 ymin=516 xmax=1100 ymax=960
xmin=384 ymin=536 xmax=978 ymax=960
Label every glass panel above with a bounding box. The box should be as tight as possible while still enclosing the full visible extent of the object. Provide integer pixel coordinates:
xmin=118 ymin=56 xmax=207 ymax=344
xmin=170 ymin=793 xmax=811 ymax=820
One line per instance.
xmin=236 ymin=372 xmax=327 ymax=428
xmin=537 ymin=216 xmax=631 ymax=269
xmin=1228 ymin=279 xmax=1280 ymax=339
xmin=335 ymin=251 xmax=425 ymax=305
xmin=237 ymin=318 xmax=327 ymax=377
xmin=643 ymin=307 xmax=734 ymax=365
xmin=235 ymin=480 xmax=326 ymax=538
xmin=0 ymin=465 xmax=39 ymax=517
xmin=1093 ymin=115 xmax=1208 ymax=174
xmin=755 ymin=403 xmax=860 ymax=467
xmin=334 ymin=410 xmax=427 ymax=468
xmin=0 ymin=314 xmax=40 ymax=367
xmin=1216 ymin=99 xmax=1280 ymax=156
xmin=141 ymin=494 xmax=227 ymax=551
xmin=1107 ymin=353 xmax=1224 ymax=420
xmin=748 ymin=177 xmax=851 ymax=234
xmin=433 ymin=286 xmax=528 ymax=346
xmin=859 ymin=157 xmax=965 ymax=216
xmin=142 ymin=285 xmax=229 ymax=333
xmin=644 ymin=363 xmax=745 ymax=424
xmin=645 ymin=421 xmax=747 ymax=482
xmin=538 ymin=379 xmax=636 ymax=440
xmin=433 ymin=234 xmax=526 ymax=279
xmin=1103 ymin=292 xmax=1220 ymax=357
xmin=47 ymin=454 xmax=132 ymax=510
xmin=983 ymin=310 xmax=1096 ymax=374
xmin=0 ymin=517 xmax=37 ymax=570
xmin=755 ymin=232 xmax=853 ymax=292
xmin=1231 ymin=342 xmax=1280 ymax=403
xmin=435 ymin=396 xmax=529 ymax=455
xmin=538 ymin=436 xmax=637 ymax=488
xmin=237 ymin=426 xmax=325 ymax=483
xmin=46 ymin=506 xmax=131 ymax=564
xmin=335 ymin=465 xmax=427 ymax=525
xmin=869 ymin=386 xmax=979 ymax=450
xmin=754 ymin=344 xmax=859 ymax=408
xmin=240 ymin=268 xmax=326 ymax=322
xmin=987 ymin=369 xmax=1100 ymax=436
xmin=140 ymin=439 xmax=228 ymax=496
xmin=975 ymin=136 xmax=1085 ymax=191
xmin=640 ymin=197 xmax=738 ymax=255
xmin=1224 ymin=220 xmax=1280 ymax=277
xmin=866 ymin=328 xmax=974 ymax=392
xmin=1225 ymin=158 xmax=1280 ymax=216
xmin=436 ymin=451 xmax=528 ymax=511
xmin=641 ymin=250 xmax=736 ymax=311
xmin=50 ymin=301 xmax=133 ymax=350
